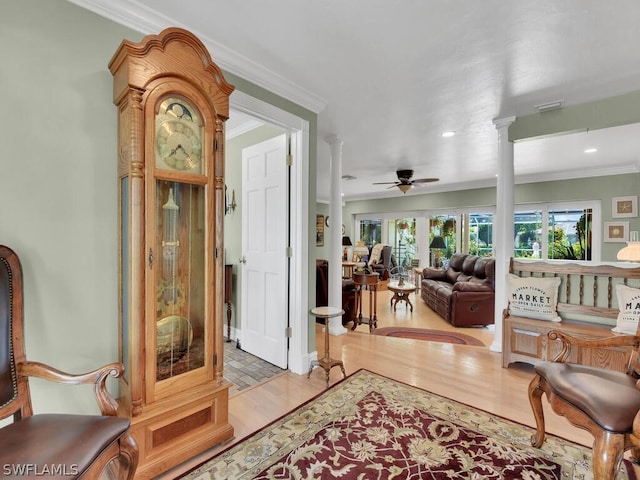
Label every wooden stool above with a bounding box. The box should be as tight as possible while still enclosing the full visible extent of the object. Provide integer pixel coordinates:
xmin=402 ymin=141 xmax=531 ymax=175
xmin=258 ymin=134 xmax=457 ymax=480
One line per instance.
xmin=308 ymin=306 xmax=346 ymax=388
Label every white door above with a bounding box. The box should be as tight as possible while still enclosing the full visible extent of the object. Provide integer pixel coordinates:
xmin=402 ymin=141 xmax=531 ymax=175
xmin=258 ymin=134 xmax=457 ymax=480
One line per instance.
xmin=240 ymin=134 xmax=288 ymax=368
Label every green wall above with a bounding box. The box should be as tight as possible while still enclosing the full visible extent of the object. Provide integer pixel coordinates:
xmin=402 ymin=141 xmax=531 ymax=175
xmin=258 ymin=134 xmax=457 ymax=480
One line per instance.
xmin=0 ymin=0 xmax=142 ymax=415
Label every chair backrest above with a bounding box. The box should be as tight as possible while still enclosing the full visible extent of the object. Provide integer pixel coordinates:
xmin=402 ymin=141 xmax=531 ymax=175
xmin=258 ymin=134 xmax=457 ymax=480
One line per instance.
xmin=0 ymin=245 xmax=30 ymax=422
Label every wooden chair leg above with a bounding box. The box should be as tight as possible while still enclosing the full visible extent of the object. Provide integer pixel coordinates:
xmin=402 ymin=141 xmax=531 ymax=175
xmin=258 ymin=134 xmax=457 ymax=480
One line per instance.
xmin=528 ymin=374 xmax=546 ymax=448
xmin=592 ymin=430 xmax=625 ymax=480
xmin=628 ymin=446 xmax=640 ymax=464
xmin=118 ymin=432 xmax=139 ymax=480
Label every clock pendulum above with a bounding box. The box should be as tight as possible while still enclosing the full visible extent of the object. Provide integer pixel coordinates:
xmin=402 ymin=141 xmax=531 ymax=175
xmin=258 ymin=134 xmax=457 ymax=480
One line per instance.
xmin=156 ymin=185 xmax=193 ymax=376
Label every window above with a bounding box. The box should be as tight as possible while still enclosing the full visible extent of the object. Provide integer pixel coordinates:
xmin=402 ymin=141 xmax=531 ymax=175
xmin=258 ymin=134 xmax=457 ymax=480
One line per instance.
xmin=429 ymin=214 xmax=456 ymax=267
xmin=514 ymin=211 xmax=543 ymax=258
xmin=514 ymin=203 xmax=597 ymax=261
xmin=359 ymin=220 xmax=382 ymax=247
xmin=548 ymin=208 xmax=592 ymax=260
xmin=353 ymin=200 xmax=599 ymax=266
xmin=465 ymin=213 xmax=494 ymax=257
xmin=390 ymin=218 xmax=416 ymax=267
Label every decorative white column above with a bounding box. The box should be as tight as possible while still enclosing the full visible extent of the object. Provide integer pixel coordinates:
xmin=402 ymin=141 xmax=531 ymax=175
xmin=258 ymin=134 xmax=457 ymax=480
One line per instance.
xmin=326 ymin=135 xmax=347 ymax=335
xmin=491 ymin=116 xmax=516 ymax=353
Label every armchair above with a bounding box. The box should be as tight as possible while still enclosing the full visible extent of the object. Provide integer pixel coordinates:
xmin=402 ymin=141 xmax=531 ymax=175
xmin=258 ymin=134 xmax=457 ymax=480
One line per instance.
xmin=0 ymin=245 xmax=138 ymax=480
xmin=528 ymin=329 xmax=640 ymax=479
xmin=368 ymin=244 xmax=395 ymax=280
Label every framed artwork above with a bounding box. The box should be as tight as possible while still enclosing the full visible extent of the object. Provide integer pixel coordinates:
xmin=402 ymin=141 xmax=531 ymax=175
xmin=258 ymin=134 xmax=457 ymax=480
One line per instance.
xmin=604 ymin=221 xmax=629 ymax=242
xmin=316 ymin=215 xmax=325 ymax=246
xmin=612 ymin=196 xmax=638 ymax=218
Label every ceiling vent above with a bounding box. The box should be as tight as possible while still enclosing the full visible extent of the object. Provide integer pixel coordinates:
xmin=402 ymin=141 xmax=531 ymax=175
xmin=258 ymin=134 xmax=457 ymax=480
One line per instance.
xmin=534 ymin=100 xmax=564 ymax=113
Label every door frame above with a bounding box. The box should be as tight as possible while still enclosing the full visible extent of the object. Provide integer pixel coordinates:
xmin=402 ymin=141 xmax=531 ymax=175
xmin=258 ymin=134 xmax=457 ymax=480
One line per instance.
xmin=230 ymin=90 xmax=310 ymax=375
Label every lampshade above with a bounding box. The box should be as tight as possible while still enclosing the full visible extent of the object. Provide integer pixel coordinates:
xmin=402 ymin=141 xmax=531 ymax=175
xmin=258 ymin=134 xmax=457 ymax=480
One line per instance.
xmin=352 ymin=241 xmax=369 ymax=260
xmin=342 ymin=236 xmax=352 ymax=246
xmin=429 ymin=236 xmax=446 ymax=249
xmin=398 ymin=184 xmax=413 ymax=194
xmin=617 ymin=231 xmax=640 ymax=262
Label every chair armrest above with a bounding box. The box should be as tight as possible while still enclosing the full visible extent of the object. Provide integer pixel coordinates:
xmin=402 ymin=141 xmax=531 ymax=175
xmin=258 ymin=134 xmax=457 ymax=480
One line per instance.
xmin=17 ymin=361 xmax=124 ymax=416
xmin=548 ymin=330 xmax=640 ymax=364
xmin=422 ymin=267 xmax=445 ymax=280
xmin=452 ymin=282 xmax=493 ymax=293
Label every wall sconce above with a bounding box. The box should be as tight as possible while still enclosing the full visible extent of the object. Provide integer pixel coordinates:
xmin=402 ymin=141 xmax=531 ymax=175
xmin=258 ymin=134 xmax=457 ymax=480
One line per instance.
xmin=225 ymin=186 xmax=237 ymax=215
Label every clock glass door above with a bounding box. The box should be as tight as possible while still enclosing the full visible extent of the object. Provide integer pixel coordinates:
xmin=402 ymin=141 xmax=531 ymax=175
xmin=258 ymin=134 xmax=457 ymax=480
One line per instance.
xmin=155 ymin=179 xmax=206 ymax=381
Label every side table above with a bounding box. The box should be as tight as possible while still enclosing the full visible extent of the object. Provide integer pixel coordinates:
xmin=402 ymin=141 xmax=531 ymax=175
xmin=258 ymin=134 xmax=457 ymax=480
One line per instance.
xmin=352 ymin=272 xmax=380 ymax=332
xmin=388 ymin=281 xmax=416 ymax=312
xmin=308 ymin=306 xmax=346 ymax=387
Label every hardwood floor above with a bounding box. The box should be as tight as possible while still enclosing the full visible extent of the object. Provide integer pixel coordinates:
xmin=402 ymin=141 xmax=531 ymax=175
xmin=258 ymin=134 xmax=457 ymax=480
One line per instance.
xmin=158 ymin=285 xmax=630 ymax=479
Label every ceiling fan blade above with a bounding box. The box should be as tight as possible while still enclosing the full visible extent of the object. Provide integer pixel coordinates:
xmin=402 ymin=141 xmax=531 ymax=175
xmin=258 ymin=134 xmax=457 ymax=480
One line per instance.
xmin=412 ymin=178 xmax=439 ymax=184
xmin=372 ymin=181 xmax=399 ymax=185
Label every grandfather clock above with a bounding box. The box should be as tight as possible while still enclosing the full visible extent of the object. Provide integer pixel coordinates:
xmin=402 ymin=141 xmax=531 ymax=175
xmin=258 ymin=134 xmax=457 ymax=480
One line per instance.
xmin=109 ymin=28 xmax=234 ymax=478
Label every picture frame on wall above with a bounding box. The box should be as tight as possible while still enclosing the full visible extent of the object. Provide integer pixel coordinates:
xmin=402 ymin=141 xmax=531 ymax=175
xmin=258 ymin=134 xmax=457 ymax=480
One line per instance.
xmin=612 ymin=196 xmax=638 ymax=218
xmin=316 ymin=215 xmax=325 ymax=246
xmin=604 ymin=221 xmax=629 ymax=242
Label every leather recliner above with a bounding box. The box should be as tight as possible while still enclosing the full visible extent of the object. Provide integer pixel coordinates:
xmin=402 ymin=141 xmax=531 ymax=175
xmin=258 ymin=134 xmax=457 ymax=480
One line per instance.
xmin=420 ymin=253 xmax=495 ymax=327
xmin=316 ymin=259 xmax=357 ymax=325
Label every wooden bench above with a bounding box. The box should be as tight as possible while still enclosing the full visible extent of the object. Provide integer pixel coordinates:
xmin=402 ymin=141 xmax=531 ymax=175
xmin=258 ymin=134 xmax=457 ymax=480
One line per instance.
xmin=502 ymin=258 xmax=640 ymax=371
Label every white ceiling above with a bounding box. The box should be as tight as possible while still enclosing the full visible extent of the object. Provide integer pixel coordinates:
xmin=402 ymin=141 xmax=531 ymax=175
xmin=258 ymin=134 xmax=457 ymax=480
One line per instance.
xmin=74 ymin=0 xmax=640 ymax=201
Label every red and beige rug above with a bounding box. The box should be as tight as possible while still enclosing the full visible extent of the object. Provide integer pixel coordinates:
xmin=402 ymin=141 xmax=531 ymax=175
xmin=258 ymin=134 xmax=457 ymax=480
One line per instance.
xmin=181 ymin=369 xmax=636 ymax=479
xmin=373 ymin=326 xmax=485 ymax=346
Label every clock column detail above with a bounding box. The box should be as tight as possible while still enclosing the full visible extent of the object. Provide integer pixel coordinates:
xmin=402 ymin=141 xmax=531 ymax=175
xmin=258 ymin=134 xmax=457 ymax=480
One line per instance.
xmin=109 ymin=27 xmax=235 ymax=479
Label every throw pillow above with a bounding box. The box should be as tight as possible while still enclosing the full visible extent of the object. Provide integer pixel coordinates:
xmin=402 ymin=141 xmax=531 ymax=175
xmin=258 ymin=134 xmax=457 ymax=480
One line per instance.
xmin=612 ymin=284 xmax=640 ymax=334
xmin=506 ymin=273 xmax=561 ymax=322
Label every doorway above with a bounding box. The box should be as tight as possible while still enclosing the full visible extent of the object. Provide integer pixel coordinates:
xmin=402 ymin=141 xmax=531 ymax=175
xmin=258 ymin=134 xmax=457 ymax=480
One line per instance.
xmin=225 ymin=90 xmax=310 ymax=375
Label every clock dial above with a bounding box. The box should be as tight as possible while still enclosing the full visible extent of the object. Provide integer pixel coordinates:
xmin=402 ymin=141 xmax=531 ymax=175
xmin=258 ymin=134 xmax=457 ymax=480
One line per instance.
xmin=155 ymin=97 xmax=203 ymax=172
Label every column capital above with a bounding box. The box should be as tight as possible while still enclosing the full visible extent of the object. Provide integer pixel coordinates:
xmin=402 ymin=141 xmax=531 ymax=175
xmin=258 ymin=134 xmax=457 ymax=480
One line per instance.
xmin=493 ymin=116 xmax=516 ymax=130
xmin=324 ymin=134 xmax=343 ymax=146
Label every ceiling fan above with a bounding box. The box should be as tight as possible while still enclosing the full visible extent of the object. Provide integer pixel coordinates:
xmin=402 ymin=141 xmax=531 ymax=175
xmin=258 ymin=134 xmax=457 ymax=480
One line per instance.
xmin=373 ymin=169 xmax=439 ymax=193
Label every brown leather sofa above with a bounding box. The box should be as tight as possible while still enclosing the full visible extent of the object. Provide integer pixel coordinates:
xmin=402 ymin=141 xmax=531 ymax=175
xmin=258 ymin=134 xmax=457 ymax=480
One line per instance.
xmin=316 ymin=259 xmax=357 ymax=325
xmin=420 ymin=253 xmax=495 ymax=327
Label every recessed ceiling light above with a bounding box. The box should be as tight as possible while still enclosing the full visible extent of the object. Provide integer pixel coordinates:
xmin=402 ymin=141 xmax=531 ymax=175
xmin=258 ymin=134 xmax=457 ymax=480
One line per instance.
xmin=441 ymin=131 xmax=455 ymax=138
xmin=584 ymin=148 xmax=598 ymax=154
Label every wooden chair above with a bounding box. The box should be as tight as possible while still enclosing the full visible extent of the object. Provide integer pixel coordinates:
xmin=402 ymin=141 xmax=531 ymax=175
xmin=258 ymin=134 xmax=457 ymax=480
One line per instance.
xmin=0 ymin=245 xmax=138 ymax=479
xmin=528 ymin=329 xmax=640 ymax=479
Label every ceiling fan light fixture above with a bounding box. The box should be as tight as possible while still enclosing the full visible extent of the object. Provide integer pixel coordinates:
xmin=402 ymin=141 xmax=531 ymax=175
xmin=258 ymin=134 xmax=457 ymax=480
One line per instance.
xmin=398 ymin=184 xmax=413 ymax=194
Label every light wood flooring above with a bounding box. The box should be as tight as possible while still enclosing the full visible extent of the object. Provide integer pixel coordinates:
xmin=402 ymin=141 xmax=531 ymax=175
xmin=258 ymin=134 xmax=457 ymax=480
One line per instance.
xmin=158 ymin=285 xmax=633 ymax=479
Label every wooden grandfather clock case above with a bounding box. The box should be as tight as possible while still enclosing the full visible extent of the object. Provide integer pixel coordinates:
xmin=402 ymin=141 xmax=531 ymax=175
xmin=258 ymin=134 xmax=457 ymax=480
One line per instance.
xmin=109 ymin=28 xmax=234 ymax=478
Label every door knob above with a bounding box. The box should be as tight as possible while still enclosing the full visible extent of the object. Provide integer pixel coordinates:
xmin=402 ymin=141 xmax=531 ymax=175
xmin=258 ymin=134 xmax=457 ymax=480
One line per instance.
xmin=239 ymin=255 xmax=247 ymax=264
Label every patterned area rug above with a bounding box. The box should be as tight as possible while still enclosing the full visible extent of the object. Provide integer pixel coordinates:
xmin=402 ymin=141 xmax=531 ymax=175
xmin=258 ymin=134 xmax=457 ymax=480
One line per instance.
xmin=181 ymin=369 xmax=636 ymax=479
xmin=373 ymin=326 xmax=485 ymax=346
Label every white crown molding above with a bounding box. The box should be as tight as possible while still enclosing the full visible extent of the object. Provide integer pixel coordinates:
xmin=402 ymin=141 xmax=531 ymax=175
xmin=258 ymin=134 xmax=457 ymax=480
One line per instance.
xmin=67 ymin=0 xmax=328 ymax=114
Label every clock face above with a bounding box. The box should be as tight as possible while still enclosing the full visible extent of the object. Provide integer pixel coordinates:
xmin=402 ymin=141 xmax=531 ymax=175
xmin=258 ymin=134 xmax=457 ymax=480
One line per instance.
xmin=155 ymin=97 xmax=203 ymax=173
